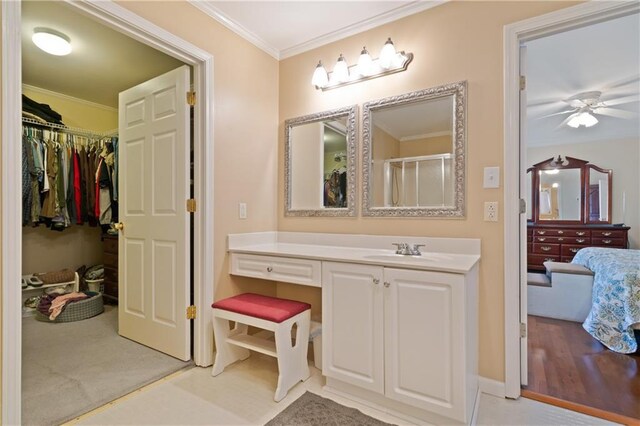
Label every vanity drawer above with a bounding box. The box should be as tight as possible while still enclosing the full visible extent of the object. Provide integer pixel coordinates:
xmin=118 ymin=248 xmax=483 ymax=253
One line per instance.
xmin=592 ymin=237 xmax=625 ymax=247
xmin=532 ymin=243 xmax=560 ymax=255
xmin=230 ymin=253 xmax=321 ymax=287
xmin=592 ymin=230 xmax=626 ymax=238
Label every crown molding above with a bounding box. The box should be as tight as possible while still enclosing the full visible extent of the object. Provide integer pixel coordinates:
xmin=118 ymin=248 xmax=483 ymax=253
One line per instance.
xmin=400 ymin=130 xmax=452 ymax=141
xmin=188 ymin=1 xmax=446 ymax=61
xmin=189 ymin=1 xmax=280 ymax=59
xmin=280 ymin=1 xmax=446 ymax=59
xmin=22 ymin=84 xmax=118 ymax=112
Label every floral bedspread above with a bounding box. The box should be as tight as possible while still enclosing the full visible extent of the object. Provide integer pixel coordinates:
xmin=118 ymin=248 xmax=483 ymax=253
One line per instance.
xmin=572 ymin=247 xmax=640 ymax=353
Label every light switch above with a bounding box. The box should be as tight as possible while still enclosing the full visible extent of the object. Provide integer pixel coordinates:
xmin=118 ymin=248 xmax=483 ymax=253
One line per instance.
xmin=483 ymin=166 xmax=500 ymax=189
xmin=239 ymin=203 xmax=247 ymax=219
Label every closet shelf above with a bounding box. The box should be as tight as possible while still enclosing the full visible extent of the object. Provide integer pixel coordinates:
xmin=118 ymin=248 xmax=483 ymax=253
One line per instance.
xmin=22 ymin=116 xmax=117 ymax=138
xmin=22 ymin=281 xmax=76 ymax=293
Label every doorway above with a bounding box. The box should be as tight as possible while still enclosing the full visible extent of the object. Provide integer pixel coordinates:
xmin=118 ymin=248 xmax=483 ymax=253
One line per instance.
xmin=2 ymin=1 xmax=214 ymax=424
xmin=504 ymin=0 xmax=640 ymax=422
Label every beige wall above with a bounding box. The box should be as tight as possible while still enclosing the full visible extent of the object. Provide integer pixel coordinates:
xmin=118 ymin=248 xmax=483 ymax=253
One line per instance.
xmin=22 ymin=86 xmax=118 ymax=132
xmin=528 ymin=138 xmax=640 ymax=248
xmin=399 ymin=134 xmax=453 ymax=157
xmin=372 ymin=125 xmax=399 ymax=206
xmin=278 ymin=1 xmax=578 ymax=382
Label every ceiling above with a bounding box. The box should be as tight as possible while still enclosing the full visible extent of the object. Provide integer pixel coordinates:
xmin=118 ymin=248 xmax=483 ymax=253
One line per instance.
xmin=373 ymin=96 xmax=453 ymax=141
xmin=190 ymin=1 xmax=444 ymax=59
xmin=22 ymin=1 xmax=184 ymax=108
xmin=526 ymin=13 xmax=640 ymax=147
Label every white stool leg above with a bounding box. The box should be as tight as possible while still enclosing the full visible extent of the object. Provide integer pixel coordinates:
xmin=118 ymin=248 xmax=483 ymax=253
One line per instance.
xmin=273 ymin=310 xmax=311 ymax=402
xmin=211 ymin=315 xmax=250 ymax=376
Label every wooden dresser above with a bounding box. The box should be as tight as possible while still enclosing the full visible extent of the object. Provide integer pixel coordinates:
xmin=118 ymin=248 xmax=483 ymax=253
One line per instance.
xmin=527 ymin=224 xmax=630 ymax=271
xmin=102 ymin=234 xmax=118 ymax=303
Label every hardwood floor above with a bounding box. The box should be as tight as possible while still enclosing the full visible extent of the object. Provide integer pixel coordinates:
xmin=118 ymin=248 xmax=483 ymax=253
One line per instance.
xmin=524 ymin=315 xmax=640 ymax=421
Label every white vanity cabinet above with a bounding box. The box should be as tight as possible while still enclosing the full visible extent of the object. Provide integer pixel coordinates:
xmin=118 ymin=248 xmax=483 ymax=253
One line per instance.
xmin=322 ymin=261 xmax=478 ymax=424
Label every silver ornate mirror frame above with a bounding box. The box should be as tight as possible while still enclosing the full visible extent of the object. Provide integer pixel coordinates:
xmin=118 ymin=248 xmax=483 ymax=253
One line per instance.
xmin=285 ymin=105 xmax=357 ymax=217
xmin=362 ymin=81 xmax=467 ymax=217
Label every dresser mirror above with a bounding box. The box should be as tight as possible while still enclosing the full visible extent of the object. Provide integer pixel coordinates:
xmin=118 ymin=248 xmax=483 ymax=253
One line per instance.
xmin=362 ymin=81 xmax=466 ymax=217
xmin=529 ymin=156 xmax=612 ymax=224
xmin=526 ymin=169 xmax=533 ymax=221
xmin=285 ymin=105 xmax=357 ymax=217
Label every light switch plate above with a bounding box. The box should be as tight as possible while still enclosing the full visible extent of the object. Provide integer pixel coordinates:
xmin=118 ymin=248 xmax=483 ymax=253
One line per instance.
xmin=483 ymin=166 xmax=500 ymax=189
xmin=239 ymin=203 xmax=247 ymax=219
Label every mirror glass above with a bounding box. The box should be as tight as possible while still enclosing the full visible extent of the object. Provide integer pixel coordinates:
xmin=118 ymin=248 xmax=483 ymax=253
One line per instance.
xmin=285 ymin=105 xmax=356 ymax=216
xmin=538 ymin=168 xmax=581 ymax=221
xmin=526 ymin=170 xmax=532 ymax=221
xmin=362 ymin=81 xmax=466 ymax=217
xmin=588 ymin=168 xmax=610 ymax=222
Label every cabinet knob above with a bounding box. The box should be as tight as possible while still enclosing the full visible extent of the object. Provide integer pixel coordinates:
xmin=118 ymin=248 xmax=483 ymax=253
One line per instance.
xmin=384 ymin=282 xmax=390 ymax=288
xmin=373 ymin=278 xmax=380 ymax=285
xmin=266 ymin=266 xmax=273 ymax=272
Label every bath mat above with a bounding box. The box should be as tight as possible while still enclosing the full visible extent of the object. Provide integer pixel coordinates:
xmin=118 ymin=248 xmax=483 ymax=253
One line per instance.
xmin=265 ymin=391 xmax=395 ymax=426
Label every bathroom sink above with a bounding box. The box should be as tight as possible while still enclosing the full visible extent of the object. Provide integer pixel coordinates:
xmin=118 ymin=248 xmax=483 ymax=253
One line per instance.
xmin=363 ymin=253 xmax=454 ymax=264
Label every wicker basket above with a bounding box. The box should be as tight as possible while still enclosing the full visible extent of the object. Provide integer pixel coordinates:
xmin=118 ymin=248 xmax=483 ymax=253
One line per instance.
xmin=35 ymin=293 xmax=104 ymax=323
xmin=34 ymin=269 xmax=75 ymax=284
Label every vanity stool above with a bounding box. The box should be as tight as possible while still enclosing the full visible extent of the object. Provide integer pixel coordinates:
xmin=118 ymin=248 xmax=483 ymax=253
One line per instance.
xmin=211 ymin=293 xmax=311 ymax=402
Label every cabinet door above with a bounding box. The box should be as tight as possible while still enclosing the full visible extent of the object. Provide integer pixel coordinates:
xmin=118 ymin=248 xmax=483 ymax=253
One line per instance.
xmin=384 ymin=268 xmax=465 ymax=421
xmin=322 ymin=262 xmax=384 ymax=394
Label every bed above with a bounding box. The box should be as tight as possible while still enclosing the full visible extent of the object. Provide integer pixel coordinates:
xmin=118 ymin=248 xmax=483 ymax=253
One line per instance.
xmin=572 ymin=247 xmax=640 ymax=353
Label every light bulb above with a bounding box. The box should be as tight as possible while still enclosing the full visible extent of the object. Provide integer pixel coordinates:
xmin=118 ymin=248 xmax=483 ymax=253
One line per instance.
xmin=567 ymin=110 xmax=598 ymax=128
xmin=357 ymin=47 xmax=374 ymax=76
xmin=379 ymin=37 xmax=397 ymax=69
xmin=333 ymin=54 xmax=349 ymax=83
xmin=311 ymin=61 xmax=329 ymax=88
xmin=32 ymin=28 xmax=72 ymax=56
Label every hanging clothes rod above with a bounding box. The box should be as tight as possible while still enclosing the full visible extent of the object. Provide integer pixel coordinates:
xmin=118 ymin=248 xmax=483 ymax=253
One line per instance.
xmin=22 ymin=116 xmax=117 ymax=138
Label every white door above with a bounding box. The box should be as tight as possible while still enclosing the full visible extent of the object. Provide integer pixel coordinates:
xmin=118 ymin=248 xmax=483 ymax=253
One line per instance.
xmin=384 ymin=268 xmax=465 ymax=421
xmin=519 ymin=44 xmax=528 ymax=385
xmin=322 ymin=262 xmax=384 ymax=394
xmin=118 ymin=65 xmax=191 ymax=361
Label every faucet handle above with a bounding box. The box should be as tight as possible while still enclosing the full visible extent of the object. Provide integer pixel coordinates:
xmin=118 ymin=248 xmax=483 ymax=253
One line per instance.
xmin=411 ymin=244 xmax=426 ymax=255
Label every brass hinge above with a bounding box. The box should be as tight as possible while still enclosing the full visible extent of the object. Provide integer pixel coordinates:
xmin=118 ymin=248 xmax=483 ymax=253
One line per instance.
xmin=187 ymin=305 xmax=197 ymax=320
xmin=520 ymin=322 xmax=527 ymax=338
xmin=519 ymin=76 xmax=526 ymax=91
xmin=519 ymin=198 xmax=527 ymax=214
xmin=187 ymin=91 xmax=196 ymax=106
xmin=186 ymin=198 xmax=197 ymax=213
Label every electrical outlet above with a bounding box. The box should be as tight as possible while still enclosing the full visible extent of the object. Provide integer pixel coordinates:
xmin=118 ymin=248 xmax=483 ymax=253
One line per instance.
xmin=484 ymin=201 xmax=498 ymax=222
xmin=239 ymin=203 xmax=247 ymax=219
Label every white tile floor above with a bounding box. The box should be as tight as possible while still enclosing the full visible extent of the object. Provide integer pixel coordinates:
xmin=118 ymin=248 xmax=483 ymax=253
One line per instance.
xmin=67 ymin=353 xmax=618 ymax=426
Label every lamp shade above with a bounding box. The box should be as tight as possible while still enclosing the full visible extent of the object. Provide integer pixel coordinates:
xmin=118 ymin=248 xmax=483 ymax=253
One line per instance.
xmin=379 ymin=37 xmax=397 ymax=69
xmin=32 ymin=28 xmax=72 ymax=56
xmin=333 ymin=54 xmax=349 ymax=83
xmin=567 ymin=111 xmax=598 ymax=128
xmin=357 ymin=47 xmax=374 ymax=76
xmin=311 ymin=61 xmax=329 ymax=87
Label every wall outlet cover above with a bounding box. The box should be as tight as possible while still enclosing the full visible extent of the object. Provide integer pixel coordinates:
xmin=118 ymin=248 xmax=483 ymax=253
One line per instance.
xmin=484 ymin=201 xmax=498 ymax=222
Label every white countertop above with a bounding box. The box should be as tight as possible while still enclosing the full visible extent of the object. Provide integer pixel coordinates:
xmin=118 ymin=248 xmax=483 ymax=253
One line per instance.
xmin=228 ymin=242 xmax=480 ymax=274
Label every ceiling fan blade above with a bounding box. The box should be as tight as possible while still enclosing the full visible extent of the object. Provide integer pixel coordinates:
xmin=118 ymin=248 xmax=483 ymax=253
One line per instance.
xmin=593 ymin=107 xmax=637 ymax=120
xmin=536 ymin=109 xmax=576 ymax=119
xmin=601 ymin=94 xmax=640 ymax=107
xmin=528 ymin=98 xmax=563 ymax=108
xmin=602 ymin=75 xmax=640 ymax=92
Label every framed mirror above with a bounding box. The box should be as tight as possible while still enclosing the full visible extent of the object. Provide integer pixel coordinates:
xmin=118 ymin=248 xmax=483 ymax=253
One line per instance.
xmin=285 ymin=105 xmax=357 ymax=216
xmin=526 ymin=168 xmax=533 ymax=221
xmin=586 ymin=164 xmax=612 ymax=223
xmin=362 ymin=81 xmax=466 ymax=217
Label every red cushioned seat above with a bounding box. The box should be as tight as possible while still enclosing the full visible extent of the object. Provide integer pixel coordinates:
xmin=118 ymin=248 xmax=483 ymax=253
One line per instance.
xmin=211 ymin=293 xmax=311 ymax=324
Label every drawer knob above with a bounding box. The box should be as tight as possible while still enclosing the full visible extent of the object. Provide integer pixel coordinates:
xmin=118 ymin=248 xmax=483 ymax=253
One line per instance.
xmin=373 ymin=278 xmax=380 ymax=285
xmin=266 ymin=266 xmax=273 ymax=272
xmin=558 ymin=230 xmax=564 ymax=234
xmin=544 ymin=258 xmax=555 ymax=262
xmin=603 ymin=232 xmax=612 ymax=236
xmin=577 ymin=232 xmax=586 ymax=236
xmin=541 ymin=246 xmax=552 ymax=252
xmin=570 ymin=248 xmax=579 ymax=253
xmin=602 ymin=239 xmax=612 ymax=244
xmin=576 ymin=238 xmax=585 ymax=243
xmin=538 ymin=231 xmax=546 ymax=235
xmin=558 ymin=238 xmax=564 ymax=241
xmin=538 ymin=238 xmax=546 ymax=241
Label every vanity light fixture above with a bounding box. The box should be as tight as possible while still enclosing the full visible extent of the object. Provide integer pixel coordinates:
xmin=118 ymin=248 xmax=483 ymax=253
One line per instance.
xmin=312 ymin=38 xmax=413 ymax=91
xmin=32 ymin=27 xmax=72 ymax=56
xmin=567 ymin=109 xmax=598 ymax=128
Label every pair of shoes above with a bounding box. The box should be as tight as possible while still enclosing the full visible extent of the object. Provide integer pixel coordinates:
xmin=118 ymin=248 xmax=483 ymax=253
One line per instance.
xmin=24 ymin=296 xmax=41 ymax=309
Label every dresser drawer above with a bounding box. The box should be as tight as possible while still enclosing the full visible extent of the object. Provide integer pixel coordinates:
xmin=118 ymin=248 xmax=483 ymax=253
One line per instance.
xmin=534 ymin=236 xmax=590 ymax=244
xmin=592 ymin=229 xmax=626 ymax=238
xmin=534 ymin=229 xmax=590 ymax=237
xmin=230 ymin=253 xmax=321 ymax=287
xmin=562 ymin=245 xmax=587 ymax=257
xmin=529 ymin=253 xmax=560 ymax=265
xmin=532 ymin=243 xmax=560 ymax=255
xmin=592 ymin=237 xmax=625 ymax=247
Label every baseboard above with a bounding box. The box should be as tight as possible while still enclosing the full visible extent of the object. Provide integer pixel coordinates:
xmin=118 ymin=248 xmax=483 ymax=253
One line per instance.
xmin=478 ymin=377 xmax=506 ymax=398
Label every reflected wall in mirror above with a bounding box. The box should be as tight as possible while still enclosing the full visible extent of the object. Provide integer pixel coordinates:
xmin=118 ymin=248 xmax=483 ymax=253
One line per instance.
xmin=362 ymin=81 xmax=466 ymax=217
xmin=587 ymin=165 xmax=612 ymax=223
xmin=538 ymin=168 xmax=582 ymax=221
xmin=285 ymin=105 xmax=357 ymax=216
xmin=526 ymin=169 xmax=532 ymax=221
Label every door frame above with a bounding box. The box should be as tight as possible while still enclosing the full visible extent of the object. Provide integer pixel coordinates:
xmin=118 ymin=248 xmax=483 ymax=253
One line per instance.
xmin=2 ymin=1 xmax=215 ymax=424
xmin=503 ymin=0 xmax=639 ymax=399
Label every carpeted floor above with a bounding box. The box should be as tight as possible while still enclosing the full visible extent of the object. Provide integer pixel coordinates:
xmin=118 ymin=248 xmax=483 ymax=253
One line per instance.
xmin=22 ymin=305 xmax=192 ymax=426
xmin=265 ymin=392 xmax=396 ymax=426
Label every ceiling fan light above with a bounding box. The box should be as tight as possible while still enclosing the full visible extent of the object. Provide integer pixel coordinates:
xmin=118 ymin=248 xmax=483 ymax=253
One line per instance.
xmin=32 ymin=27 xmax=72 ymax=56
xmin=567 ymin=111 xmax=598 ymax=128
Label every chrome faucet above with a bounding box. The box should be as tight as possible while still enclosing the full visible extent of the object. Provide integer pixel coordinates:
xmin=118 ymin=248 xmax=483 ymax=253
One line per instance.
xmin=392 ymin=243 xmax=425 ymax=256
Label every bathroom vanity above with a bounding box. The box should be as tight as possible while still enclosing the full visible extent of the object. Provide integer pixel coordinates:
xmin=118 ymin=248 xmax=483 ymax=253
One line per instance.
xmin=228 ymin=231 xmax=480 ymax=425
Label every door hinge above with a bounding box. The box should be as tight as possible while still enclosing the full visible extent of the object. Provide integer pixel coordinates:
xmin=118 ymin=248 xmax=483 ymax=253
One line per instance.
xmin=187 ymin=305 xmax=197 ymax=320
xmin=519 ymin=198 xmax=527 ymax=214
xmin=520 ymin=322 xmax=527 ymax=338
xmin=519 ymin=76 xmax=526 ymax=91
xmin=186 ymin=198 xmax=197 ymax=213
xmin=187 ymin=91 xmax=196 ymax=106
